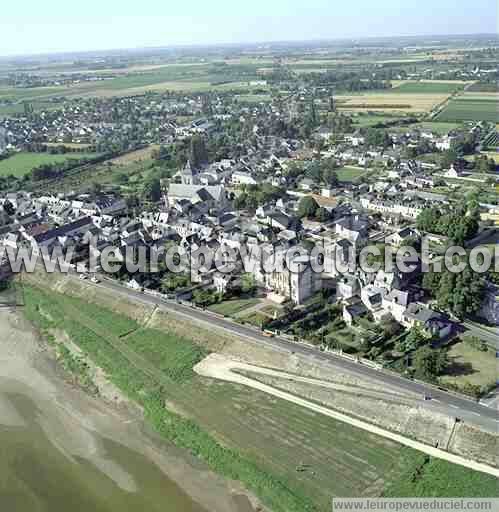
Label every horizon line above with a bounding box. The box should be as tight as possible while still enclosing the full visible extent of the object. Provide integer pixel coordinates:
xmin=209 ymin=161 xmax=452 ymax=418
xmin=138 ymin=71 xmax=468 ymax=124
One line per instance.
xmin=1 ymin=32 xmax=497 ymax=61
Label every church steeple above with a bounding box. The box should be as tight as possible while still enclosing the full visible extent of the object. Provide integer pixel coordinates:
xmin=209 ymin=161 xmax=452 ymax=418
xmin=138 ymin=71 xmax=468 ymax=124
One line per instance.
xmin=181 ymin=159 xmax=198 ymax=185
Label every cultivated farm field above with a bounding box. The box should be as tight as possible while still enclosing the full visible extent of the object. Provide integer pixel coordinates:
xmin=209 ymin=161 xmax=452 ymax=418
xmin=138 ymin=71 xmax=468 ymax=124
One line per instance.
xmin=106 ymin=145 xmax=159 ymax=166
xmin=0 ymin=61 xmax=269 ymax=100
xmin=436 ymin=94 xmax=498 ymax=122
xmin=337 ymin=93 xmax=450 ymax=113
xmin=390 ymin=81 xmax=466 ymax=94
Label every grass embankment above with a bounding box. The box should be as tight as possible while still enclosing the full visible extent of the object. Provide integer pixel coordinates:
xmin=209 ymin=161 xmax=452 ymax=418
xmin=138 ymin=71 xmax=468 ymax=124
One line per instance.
xmin=23 ymin=285 xmax=317 ymax=512
xmin=22 ymin=284 xmax=499 ymax=508
xmin=384 ymin=453 xmax=499 ymax=497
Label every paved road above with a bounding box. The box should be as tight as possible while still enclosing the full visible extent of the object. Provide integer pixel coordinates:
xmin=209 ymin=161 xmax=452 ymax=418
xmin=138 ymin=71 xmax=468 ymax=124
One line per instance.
xmin=70 ymin=274 xmax=499 ymax=431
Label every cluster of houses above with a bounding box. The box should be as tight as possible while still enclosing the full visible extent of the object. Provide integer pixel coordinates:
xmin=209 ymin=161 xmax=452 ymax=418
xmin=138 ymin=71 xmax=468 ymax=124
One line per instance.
xmin=0 ymin=93 xmax=236 ymax=150
xmin=1 ymin=167 xmax=497 ymax=337
xmin=0 ymin=87 xmax=497 ymax=342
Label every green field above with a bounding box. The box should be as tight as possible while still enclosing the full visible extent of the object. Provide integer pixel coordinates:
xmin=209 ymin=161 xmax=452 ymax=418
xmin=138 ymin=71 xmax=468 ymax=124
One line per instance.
xmin=0 ymin=86 xmax=66 ymax=103
xmin=440 ymin=339 xmax=496 ymax=391
xmin=436 ymin=97 xmax=498 ymax=123
xmin=412 ymin=121 xmax=462 ymax=135
xmin=353 ymin=115 xmax=404 ymax=128
xmin=384 ymin=454 xmax=498 ymax=497
xmin=22 ymin=284 xmax=499 ymax=511
xmin=468 ymin=83 xmax=499 ymax=93
xmin=337 ymin=166 xmax=366 ymax=182
xmin=0 ymin=151 xmax=97 ymax=177
xmin=391 ymin=82 xmax=465 ymax=94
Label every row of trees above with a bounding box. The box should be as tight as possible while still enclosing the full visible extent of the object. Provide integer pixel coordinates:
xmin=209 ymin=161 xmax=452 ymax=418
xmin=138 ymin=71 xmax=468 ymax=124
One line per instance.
xmin=416 ymin=202 xmax=480 ymax=245
xmin=233 ymin=183 xmax=286 ymax=210
xmin=422 ymin=264 xmax=485 ymax=320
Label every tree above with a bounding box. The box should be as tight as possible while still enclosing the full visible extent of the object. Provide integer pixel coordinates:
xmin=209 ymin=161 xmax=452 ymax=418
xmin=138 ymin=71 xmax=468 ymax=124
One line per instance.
xmin=234 ymin=192 xmax=248 ymax=210
xmin=322 ymin=167 xmax=339 ymax=188
xmin=416 ymin=206 xmax=441 ymax=233
xmin=441 ymin=149 xmax=458 ymax=169
xmin=405 ymin=326 xmax=430 ymax=352
xmin=449 ymin=267 xmax=485 ymax=319
xmin=416 ymin=201 xmax=479 ymax=244
xmin=298 ymin=196 xmax=319 ymax=219
xmin=189 ymin=135 xmax=208 ymax=168
xmin=143 ymin=177 xmax=162 ymax=203
xmin=192 ymin=289 xmax=219 ymax=307
xmin=380 ymin=316 xmax=402 ymax=339
xmin=475 ymin=155 xmax=496 ymax=174
xmin=2 ymin=200 xmax=15 ymax=216
xmin=90 ymin=182 xmax=102 ymax=195
xmin=413 ymin=347 xmax=448 ymax=382
xmin=241 ymin=273 xmax=257 ymax=295
xmin=424 ymin=264 xmax=485 ymax=320
xmin=161 ymin=273 xmax=190 ymax=292
xmin=364 ymin=128 xmax=391 ymax=148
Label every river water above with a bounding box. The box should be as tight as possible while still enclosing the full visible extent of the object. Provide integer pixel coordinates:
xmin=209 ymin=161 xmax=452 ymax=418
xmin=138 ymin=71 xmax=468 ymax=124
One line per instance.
xmin=0 ymin=391 xmax=206 ymax=512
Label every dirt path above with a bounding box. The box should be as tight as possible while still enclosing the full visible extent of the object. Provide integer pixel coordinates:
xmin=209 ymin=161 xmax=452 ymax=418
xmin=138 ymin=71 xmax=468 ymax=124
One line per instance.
xmin=194 ymin=354 xmax=499 ymax=478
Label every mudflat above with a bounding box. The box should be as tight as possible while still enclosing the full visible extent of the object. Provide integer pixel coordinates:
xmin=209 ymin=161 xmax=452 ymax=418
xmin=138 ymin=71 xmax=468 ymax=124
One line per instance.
xmin=0 ymin=308 xmax=255 ymax=512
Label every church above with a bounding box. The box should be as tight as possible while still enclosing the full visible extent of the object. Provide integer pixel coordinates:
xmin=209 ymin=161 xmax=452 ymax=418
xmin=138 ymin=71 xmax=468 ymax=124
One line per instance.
xmin=180 ymin=160 xmax=199 ymax=185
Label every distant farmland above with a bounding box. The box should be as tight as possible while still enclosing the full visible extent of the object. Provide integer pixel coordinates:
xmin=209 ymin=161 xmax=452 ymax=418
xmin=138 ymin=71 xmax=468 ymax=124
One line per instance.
xmin=337 ymin=93 xmax=449 ymax=113
xmin=0 ymin=61 xmax=269 ymax=101
xmin=390 ymin=82 xmax=466 ymax=94
xmin=436 ymin=94 xmax=498 ymax=122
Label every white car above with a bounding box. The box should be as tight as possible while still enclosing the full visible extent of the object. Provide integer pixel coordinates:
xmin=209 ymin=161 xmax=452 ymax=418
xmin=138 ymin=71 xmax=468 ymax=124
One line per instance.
xmin=79 ymin=274 xmax=88 ymax=280
xmin=90 ymin=276 xmax=100 ymax=284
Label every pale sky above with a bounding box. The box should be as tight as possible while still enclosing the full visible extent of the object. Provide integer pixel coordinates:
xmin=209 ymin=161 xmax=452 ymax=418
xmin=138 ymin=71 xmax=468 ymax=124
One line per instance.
xmin=2 ymin=0 xmax=497 ymax=57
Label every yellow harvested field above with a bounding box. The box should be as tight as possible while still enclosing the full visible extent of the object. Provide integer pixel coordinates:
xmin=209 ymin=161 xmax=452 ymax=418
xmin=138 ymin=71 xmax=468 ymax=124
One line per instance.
xmin=336 ymin=93 xmax=449 ymax=112
xmin=107 ymin=145 xmax=159 ymax=165
xmin=420 ymin=79 xmax=474 ymax=85
xmin=375 ymin=57 xmax=427 ymax=64
xmin=45 ymin=142 xmax=93 ymax=149
xmin=286 ymin=58 xmax=354 ymax=65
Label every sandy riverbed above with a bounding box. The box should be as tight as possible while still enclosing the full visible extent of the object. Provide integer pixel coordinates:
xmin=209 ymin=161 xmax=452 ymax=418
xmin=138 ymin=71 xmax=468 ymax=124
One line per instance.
xmin=0 ymin=308 xmax=259 ymax=512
